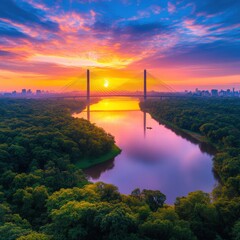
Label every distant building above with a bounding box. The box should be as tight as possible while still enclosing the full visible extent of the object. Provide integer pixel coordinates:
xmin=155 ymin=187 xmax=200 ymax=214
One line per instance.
xmin=202 ymin=90 xmax=211 ymax=97
xmin=195 ymin=88 xmax=201 ymax=96
xmin=36 ymin=90 xmax=42 ymax=95
xmin=219 ymin=90 xmax=226 ymax=97
xmin=3 ymin=93 xmax=12 ymax=97
xmin=22 ymin=89 xmax=27 ymax=95
xmin=27 ymin=89 xmax=32 ymax=94
xmin=211 ymin=89 xmax=218 ymax=97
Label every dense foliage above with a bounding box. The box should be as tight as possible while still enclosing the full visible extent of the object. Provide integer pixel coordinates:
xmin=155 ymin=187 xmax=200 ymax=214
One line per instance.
xmin=141 ymin=97 xmax=240 ymax=239
xmin=0 ymin=98 xmax=239 ymax=239
xmin=0 ymin=99 xmax=115 ymax=173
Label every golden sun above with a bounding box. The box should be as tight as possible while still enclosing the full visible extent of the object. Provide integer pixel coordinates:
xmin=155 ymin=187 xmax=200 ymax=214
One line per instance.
xmin=104 ymin=79 xmax=109 ymax=88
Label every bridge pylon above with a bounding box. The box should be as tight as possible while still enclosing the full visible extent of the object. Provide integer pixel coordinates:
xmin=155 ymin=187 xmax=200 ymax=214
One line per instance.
xmin=87 ymin=69 xmax=90 ymax=102
xmin=144 ymin=69 xmax=147 ymax=101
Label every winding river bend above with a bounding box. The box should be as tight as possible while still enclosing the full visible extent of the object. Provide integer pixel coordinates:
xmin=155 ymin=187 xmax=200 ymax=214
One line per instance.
xmin=74 ymin=97 xmax=216 ymax=204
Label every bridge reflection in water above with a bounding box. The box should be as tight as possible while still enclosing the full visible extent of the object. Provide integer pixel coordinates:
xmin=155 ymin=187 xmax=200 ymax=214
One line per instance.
xmin=84 ymin=101 xmax=147 ymax=139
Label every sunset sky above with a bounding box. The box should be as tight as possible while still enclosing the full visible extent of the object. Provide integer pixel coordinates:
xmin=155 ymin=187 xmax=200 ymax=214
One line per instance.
xmin=0 ymin=0 xmax=240 ymax=92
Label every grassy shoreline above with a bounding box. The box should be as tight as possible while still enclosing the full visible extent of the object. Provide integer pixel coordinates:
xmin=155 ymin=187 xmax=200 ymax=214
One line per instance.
xmin=71 ymin=100 xmax=122 ymax=169
xmin=76 ymin=145 xmax=121 ymax=169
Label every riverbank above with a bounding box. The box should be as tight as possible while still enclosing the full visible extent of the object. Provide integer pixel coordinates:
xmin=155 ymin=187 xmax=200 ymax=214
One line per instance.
xmin=76 ymin=145 xmax=121 ymax=169
xmin=72 ymin=100 xmax=122 ymax=169
xmin=140 ymin=102 xmax=218 ymax=152
xmin=150 ymin=112 xmax=214 ymax=145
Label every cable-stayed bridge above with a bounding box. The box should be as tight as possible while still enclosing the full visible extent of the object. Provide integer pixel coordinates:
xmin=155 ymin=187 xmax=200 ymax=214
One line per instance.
xmin=58 ymin=69 xmax=180 ymax=101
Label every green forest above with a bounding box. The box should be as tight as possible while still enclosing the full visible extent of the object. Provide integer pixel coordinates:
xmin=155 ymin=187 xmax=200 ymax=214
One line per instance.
xmin=0 ymin=98 xmax=240 ymax=240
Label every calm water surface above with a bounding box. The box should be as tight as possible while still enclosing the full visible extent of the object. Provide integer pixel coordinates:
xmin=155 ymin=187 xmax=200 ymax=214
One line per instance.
xmin=74 ymin=98 xmax=216 ymax=204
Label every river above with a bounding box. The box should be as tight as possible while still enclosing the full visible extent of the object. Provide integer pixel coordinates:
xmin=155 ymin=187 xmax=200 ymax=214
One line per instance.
xmin=73 ymin=97 xmax=216 ymax=204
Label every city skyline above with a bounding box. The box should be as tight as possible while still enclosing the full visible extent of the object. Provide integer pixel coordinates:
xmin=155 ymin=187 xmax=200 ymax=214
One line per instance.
xmin=0 ymin=0 xmax=240 ymax=91
xmin=1 ymin=87 xmax=240 ymax=97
